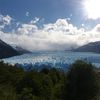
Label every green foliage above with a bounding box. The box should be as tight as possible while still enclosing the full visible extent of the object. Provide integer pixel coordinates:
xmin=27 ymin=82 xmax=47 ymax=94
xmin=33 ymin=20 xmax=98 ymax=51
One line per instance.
xmin=0 ymin=60 xmax=99 ymax=100
xmin=63 ymin=60 xmax=99 ymax=100
xmin=0 ymin=84 xmax=17 ymax=100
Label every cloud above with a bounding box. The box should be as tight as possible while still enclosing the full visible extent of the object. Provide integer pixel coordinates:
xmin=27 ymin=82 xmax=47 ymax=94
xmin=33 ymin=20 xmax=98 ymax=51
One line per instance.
xmin=30 ymin=17 xmax=40 ymax=24
xmin=93 ymin=24 xmax=100 ymax=32
xmin=0 ymin=14 xmax=12 ymax=30
xmin=17 ymin=24 xmax=38 ymax=35
xmin=0 ymin=15 xmax=100 ymax=51
xmin=26 ymin=12 xmax=29 ymax=17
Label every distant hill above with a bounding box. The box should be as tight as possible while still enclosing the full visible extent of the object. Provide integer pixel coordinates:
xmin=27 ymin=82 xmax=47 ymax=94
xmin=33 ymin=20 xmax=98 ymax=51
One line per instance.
xmin=13 ymin=46 xmax=31 ymax=54
xmin=74 ymin=41 xmax=100 ymax=53
xmin=0 ymin=39 xmax=20 ymax=59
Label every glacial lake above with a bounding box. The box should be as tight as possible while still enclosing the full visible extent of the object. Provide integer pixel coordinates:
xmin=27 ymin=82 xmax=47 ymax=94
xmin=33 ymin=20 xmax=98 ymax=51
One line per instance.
xmin=3 ymin=51 xmax=100 ymax=70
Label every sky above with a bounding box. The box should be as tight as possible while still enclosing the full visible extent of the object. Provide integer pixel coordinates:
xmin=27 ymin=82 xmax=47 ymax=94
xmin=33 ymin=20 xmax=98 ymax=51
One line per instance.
xmin=0 ymin=0 xmax=100 ymax=51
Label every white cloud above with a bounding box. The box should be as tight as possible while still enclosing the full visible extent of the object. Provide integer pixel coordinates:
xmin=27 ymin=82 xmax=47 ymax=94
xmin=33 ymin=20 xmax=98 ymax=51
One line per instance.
xmin=0 ymin=14 xmax=12 ymax=30
xmin=17 ymin=24 xmax=38 ymax=35
xmin=30 ymin=17 xmax=40 ymax=24
xmin=26 ymin=12 xmax=29 ymax=17
xmin=0 ymin=16 xmax=100 ymax=51
xmin=93 ymin=24 xmax=100 ymax=32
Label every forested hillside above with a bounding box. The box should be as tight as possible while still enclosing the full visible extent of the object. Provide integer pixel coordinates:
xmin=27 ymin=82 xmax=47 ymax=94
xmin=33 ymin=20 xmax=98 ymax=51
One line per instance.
xmin=0 ymin=60 xmax=99 ymax=100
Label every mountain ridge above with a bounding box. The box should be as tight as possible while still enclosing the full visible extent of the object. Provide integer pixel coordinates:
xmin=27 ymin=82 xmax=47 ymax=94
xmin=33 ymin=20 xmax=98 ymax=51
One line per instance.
xmin=74 ymin=41 xmax=100 ymax=53
xmin=0 ymin=39 xmax=20 ymax=59
xmin=12 ymin=46 xmax=31 ymax=54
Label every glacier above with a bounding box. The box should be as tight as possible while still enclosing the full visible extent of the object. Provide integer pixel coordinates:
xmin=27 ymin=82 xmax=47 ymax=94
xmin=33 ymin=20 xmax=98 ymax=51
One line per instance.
xmin=3 ymin=51 xmax=100 ymax=70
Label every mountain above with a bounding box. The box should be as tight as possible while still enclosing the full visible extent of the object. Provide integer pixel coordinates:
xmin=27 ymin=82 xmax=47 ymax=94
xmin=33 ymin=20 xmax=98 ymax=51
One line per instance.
xmin=74 ymin=41 xmax=100 ymax=53
xmin=13 ymin=46 xmax=31 ymax=54
xmin=0 ymin=39 xmax=20 ymax=59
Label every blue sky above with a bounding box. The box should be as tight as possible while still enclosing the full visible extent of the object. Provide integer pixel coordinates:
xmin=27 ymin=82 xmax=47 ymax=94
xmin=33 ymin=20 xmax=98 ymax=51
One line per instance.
xmin=0 ymin=0 xmax=76 ymax=23
xmin=0 ymin=0 xmax=99 ymax=28
xmin=0 ymin=0 xmax=100 ymax=51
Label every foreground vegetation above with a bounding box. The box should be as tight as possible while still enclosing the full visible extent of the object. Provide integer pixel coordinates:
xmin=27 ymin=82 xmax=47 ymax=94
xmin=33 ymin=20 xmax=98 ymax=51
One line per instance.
xmin=0 ymin=60 xmax=100 ymax=100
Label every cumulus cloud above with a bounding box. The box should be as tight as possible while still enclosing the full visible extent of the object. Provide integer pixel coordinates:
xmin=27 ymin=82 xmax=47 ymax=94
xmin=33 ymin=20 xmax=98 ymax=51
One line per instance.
xmin=17 ymin=24 xmax=38 ymax=35
xmin=93 ymin=24 xmax=100 ymax=32
xmin=0 ymin=15 xmax=100 ymax=51
xmin=0 ymin=14 xmax=12 ymax=30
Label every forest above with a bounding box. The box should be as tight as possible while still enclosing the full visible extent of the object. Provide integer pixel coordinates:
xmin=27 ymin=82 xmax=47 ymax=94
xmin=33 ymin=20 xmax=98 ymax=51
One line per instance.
xmin=0 ymin=60 xmax=100 ymax=100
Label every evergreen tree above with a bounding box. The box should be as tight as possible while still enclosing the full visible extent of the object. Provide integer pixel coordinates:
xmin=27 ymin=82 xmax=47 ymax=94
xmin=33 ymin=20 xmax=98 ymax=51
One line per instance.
xmin=63 ymin=60 xmax=99 ymax=100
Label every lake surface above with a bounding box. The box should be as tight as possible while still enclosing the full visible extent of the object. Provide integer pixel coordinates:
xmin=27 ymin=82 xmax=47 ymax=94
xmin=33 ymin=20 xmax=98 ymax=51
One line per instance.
xmin=3 ymin=51 xmax=100 ymax=70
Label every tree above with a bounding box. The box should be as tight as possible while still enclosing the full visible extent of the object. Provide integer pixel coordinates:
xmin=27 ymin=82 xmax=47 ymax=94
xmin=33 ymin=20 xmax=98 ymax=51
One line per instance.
xmin=63 ymin=60 xmax=99 ymax=100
